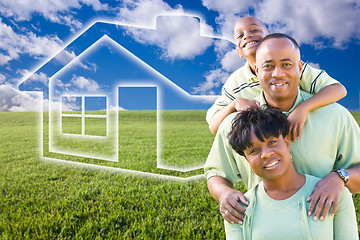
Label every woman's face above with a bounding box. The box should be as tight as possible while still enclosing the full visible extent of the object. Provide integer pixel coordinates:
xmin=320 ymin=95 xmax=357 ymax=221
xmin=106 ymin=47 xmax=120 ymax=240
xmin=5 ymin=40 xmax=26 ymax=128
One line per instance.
xmin=243 ymin=132 xmax=292 ymax=180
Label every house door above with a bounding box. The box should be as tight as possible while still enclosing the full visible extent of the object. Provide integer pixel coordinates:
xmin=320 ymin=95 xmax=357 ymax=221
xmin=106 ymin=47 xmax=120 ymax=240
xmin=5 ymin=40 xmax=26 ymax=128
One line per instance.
xmin=117 ymin=86 xmax=158 ymax=172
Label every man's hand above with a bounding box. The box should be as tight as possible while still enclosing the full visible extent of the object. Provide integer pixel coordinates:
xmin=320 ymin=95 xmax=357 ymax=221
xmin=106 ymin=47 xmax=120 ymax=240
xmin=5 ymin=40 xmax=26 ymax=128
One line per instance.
xmin=307 ymin=171 xmax=345 ymax=221
xmin=218 ymin=188 xmax=249 ymax=224
xmin=233 ymin=97 xmax=260 ymax=112
xmin=287 ymin=103 xmax=309 ymax=142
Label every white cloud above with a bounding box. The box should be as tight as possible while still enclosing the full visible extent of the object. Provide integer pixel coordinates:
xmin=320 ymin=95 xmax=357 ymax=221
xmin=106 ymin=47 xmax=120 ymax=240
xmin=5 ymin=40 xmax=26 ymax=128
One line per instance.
xmin=306 ymin=62 xmax=321 ymax=69
xmin=202 ymin=0 xmax=254 ymax=14
xmin=0 ymin=19 xmax=75 ymax=65
xmin=0 ymin=0 xmax=109 ymax=31
xmin=192 ymin=69 xmax=230 ymax=95
xmin=70 ymin=75 xmax=100 ymax=91
xmin=220 ymin=49 xmax=245 ymax=72
xmin=0 ymin=84 xmax=41 ymax=111
xmin=202 ymin=0 xmax=360 ymax=48
xmin=0 ymin=53 xmax=12 ymax=65
xmin=116 ymin=0 xmax=214 ymax=60
xmin=202 ymin=0 xmax=256 ymax=41
xmin=258 ymin=0 xmax=360 ymax=48
xmin=0 ymin=84 xmax=84 ymax=112
xmin=116 ymin=0 xmax=184 ymax=28
xmin=0 ymin=73 xmax=6 ymax=84
xmin=17 ymin=70 xmax=49 ymax=87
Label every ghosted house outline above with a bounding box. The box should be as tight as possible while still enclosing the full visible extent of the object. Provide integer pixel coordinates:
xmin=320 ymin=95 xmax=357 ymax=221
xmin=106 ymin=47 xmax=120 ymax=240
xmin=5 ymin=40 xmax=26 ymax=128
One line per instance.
xmin=18 ymin=15 xmax=234 ymax=179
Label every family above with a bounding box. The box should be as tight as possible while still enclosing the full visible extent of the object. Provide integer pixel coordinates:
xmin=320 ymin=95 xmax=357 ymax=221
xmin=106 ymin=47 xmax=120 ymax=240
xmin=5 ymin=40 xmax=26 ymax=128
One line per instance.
xmin=204 ymin=16 xmax=360 ymax=239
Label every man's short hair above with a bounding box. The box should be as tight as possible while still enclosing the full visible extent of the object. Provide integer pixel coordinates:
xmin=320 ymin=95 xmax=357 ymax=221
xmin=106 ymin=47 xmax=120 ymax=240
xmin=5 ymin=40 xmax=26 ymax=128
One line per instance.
xmin=228 ymin=107 xmax=290 ymax=156
xmin=256 ymin=33 xmax=300 ymax=53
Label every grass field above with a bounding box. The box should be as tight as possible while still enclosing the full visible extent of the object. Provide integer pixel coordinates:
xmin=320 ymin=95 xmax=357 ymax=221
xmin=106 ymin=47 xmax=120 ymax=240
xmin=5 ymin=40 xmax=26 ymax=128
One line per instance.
xmin=0 ymin=111 xmax=359 ymax=239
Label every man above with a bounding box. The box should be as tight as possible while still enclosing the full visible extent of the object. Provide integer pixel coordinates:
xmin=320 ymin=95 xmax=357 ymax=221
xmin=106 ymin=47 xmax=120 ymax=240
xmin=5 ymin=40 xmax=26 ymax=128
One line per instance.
xmin=204 ymin=33 xmax=360 ymax=225
xmin=206 ymin=16 xmax=346 ymax=143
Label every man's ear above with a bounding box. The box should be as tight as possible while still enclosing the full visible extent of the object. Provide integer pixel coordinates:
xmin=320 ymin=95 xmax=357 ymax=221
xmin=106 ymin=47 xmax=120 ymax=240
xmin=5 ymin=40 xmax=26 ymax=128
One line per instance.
xmin=254 ymin=64 xmax=259 ymax=75
xmin=298 ymin=60 xmax=304 ymax=73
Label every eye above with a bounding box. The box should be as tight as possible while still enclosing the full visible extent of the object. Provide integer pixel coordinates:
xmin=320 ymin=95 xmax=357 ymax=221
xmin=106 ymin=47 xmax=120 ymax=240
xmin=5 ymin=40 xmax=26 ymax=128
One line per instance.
xmin=283 ymin=63 xmax=292 ymax=69
xmin=250 ymin=29 xmax=258 ymax=33
xmin=263 ymin=64 xmax=274 ymax=71
xmin=249 ymin=147 xmax=259 ymax=155
xmin=269 ymin=140 xmax=277 ymax=145
xmin=237 ymin=33 xmax=244 ymax=39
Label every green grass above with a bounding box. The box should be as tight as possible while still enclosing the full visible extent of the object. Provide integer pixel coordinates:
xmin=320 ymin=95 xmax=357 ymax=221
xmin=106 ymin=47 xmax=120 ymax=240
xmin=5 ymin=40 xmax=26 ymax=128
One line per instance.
xmin=0 ymin=111 xmax=359 ymax=239
xmin=44 ymin=110 xmax=213 ymax=177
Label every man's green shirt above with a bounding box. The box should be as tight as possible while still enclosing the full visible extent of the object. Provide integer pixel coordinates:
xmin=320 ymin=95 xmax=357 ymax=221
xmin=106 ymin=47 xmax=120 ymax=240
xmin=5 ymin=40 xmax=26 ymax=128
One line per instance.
xmin=204 ymin=89 xmax=360 ymax=189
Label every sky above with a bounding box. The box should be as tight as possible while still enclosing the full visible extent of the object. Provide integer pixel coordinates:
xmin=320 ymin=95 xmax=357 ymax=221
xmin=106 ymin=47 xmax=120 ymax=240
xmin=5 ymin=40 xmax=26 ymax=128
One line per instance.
xmin=0 ymin=0 xmax=359 ymax=112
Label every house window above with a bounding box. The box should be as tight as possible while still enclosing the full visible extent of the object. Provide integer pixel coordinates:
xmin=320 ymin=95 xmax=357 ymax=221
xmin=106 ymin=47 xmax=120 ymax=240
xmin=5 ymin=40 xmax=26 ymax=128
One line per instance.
xmin=61 ymin=96 xmax=107 ymax=137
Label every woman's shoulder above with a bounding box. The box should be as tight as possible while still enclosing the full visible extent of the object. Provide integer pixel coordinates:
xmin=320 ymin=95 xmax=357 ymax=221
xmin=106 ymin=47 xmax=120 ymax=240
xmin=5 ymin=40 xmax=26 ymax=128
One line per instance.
xmin=304 ymin=174 xmax=321 ymax=188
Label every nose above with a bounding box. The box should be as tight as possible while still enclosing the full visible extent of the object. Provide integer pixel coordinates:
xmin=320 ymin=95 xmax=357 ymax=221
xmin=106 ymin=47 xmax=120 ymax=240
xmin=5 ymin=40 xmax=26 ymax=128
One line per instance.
xmin=271 ymin=65 xmax=285 ymax=78
xmin=261 ymin=146 xmax=273 ymax=159
xmin=243 ymin=30 xmax=253 ymax=40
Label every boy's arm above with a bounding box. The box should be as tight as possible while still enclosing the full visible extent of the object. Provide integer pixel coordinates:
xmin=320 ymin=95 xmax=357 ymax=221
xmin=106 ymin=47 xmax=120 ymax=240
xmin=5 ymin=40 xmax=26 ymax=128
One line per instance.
xmin=288 ymin=83 xmax=347 ymax=141
xmin=209 ymin=97 xmax=259 ymax=134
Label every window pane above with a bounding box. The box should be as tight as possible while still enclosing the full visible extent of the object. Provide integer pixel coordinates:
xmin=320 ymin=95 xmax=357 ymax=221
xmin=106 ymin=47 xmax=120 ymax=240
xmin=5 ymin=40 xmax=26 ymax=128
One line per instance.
xmin=85 ymin=117 xmax=107 ymax=136
xmin=62 ymin=117 xmax=82 ymax=135
xmin=62 ymin=96 xmax=82 ymax=114
xmin=85 ymin=96 xmax=107 ymax=115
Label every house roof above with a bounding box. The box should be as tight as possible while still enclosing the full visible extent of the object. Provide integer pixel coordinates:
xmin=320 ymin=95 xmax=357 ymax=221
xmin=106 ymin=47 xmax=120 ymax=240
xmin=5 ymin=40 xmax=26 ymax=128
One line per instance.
xmin=18 ymin=15 xmax=233 ymax=108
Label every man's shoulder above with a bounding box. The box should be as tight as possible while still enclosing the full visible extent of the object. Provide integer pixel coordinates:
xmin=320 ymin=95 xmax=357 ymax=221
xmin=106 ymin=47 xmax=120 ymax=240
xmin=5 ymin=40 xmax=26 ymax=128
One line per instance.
xmin=299 ymin=90 xmax=349 ymax=116
xmin=312 ymin=100 xmax=350 ymax=117
xmin=217 ymin=112 xmax=238 ymax=135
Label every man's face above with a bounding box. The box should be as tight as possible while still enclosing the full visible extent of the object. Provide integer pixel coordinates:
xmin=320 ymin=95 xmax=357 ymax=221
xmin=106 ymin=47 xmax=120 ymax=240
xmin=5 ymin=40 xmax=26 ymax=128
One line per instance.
xmin=244 ymin=132 xmax=291 ymax=181
xmin=255 ymin=38 xmax=303 ymax=105
xmin=234 ymin=17 xmax=268 ymax=59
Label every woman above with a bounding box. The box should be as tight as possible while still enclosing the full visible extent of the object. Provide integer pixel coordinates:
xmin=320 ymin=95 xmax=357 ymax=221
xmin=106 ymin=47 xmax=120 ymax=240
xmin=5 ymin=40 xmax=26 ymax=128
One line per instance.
xmin=225 ymin=107 xmax=358 ymax=239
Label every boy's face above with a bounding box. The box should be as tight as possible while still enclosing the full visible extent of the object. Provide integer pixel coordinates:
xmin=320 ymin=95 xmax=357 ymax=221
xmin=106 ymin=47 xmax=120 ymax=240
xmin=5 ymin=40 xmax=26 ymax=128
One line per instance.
xmin=255 ymin=38 xmax=303 ymax=106
xmin=234 ymin=17 xmax=268 ymax=59
xmin=244 ymin=131 xmax=291 ymax=181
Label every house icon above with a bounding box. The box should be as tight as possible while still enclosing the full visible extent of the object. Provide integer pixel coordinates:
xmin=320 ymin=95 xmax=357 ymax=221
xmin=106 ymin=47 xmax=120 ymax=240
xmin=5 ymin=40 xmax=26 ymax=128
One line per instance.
xmin=18 ymin=15 xmax=233 ymax=179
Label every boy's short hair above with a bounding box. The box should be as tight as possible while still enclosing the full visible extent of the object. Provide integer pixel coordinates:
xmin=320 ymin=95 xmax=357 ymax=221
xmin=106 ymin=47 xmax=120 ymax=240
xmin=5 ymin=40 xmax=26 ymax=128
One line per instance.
xmin=228 ymin=107 xmax=290 ymax=156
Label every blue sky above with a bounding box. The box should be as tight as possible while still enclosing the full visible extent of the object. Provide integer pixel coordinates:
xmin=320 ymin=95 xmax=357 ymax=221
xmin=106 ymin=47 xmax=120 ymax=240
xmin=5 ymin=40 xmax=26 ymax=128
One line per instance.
xmin=0 ymin=0 xmax=359 ymax=111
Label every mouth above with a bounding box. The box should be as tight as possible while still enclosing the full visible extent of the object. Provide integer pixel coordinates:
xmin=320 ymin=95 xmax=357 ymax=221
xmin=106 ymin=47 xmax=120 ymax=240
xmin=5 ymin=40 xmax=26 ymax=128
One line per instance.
xmin=271 ymin=82 xmax=287 ymax=89
xmin=264 ymin=159 xmax=280 ymax=169
xmin=242 ymin=40 xmax=258 ymax=48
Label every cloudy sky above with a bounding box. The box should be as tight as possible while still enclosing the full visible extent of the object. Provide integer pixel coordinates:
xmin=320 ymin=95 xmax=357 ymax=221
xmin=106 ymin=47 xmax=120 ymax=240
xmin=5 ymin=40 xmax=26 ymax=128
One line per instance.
xmin=0 ymin=0 xmax=359 ymax=111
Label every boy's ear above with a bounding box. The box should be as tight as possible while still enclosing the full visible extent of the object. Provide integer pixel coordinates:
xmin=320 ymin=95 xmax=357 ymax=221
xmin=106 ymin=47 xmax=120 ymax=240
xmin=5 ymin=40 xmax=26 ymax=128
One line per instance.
xmin=236 ymin=47 xmax=243 ymax=58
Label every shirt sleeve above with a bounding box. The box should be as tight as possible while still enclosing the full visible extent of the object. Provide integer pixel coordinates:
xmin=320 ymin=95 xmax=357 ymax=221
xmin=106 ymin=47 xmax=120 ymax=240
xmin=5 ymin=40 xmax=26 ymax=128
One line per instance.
xmin=206 ymin=77 xmax=237 ymax=124
xmin=299 ymin=64 xmax=340 ymax=95
xmin=333 ymin=106 xmax=360 ymax=171
xmin=333 ymin=188 xmax=359 ymax=240
xmin=224 ymin=221 xmax=244 ymax=240
xmin=204 ymin=113 xmax=242 ymax=184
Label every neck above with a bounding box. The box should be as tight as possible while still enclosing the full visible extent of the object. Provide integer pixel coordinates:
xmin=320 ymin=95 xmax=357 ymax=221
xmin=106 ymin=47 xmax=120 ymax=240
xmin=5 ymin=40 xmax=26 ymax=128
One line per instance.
xmin=246 ymin=55 xmax=256 ymax=74
xmin=264 ymin=92 xmax=298 ymax=112
xmin=263 ymin=169 xmax=305 ymax=200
